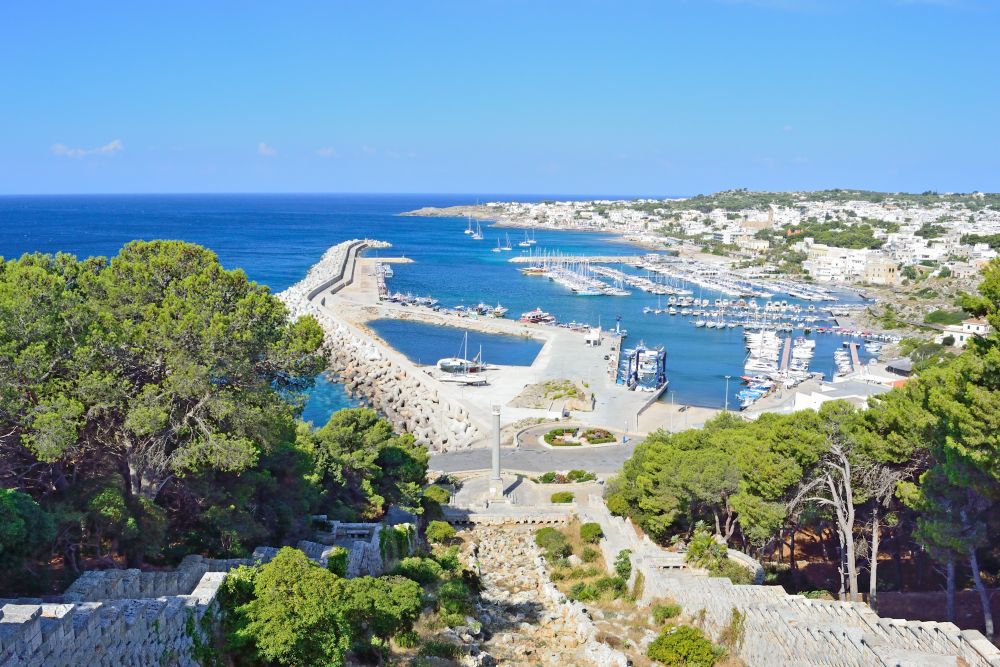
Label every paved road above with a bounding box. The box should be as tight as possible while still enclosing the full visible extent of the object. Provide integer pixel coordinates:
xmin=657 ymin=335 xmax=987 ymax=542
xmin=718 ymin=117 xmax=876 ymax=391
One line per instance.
xmin=429 ymin=436 xmax=640 ymax=475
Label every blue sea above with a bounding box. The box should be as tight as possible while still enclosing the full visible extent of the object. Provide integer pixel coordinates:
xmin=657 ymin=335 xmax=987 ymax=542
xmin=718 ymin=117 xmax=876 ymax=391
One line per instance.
xmin=0 ymin=194 xmax=871 ymax=425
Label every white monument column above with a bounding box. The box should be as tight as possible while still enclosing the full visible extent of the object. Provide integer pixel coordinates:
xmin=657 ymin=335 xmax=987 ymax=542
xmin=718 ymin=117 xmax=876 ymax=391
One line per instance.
xmin=490 ymin=404 xmax=503 ymax=496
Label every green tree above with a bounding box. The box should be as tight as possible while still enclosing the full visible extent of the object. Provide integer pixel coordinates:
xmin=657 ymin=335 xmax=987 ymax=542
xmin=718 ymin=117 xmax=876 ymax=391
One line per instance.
xmin=340 ymin=575 xmax=422 ymax=656
xmin=0 ymin=488 xmax=55 ymax=573
xmin=237 ymin=547 xmax=351 ymax=667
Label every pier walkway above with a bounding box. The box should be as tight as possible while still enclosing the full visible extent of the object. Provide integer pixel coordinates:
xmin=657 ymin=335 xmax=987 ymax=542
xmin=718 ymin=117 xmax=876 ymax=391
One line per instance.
xmin=779 ymin=336 xmax=792 ymax=372
xmin=849 ymin=342 xmax=861 ymax=372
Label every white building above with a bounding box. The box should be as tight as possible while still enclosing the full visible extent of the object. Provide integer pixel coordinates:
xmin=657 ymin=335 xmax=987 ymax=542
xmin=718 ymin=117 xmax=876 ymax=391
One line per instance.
xmin=935 ymin=318 xmax=992 ymax=348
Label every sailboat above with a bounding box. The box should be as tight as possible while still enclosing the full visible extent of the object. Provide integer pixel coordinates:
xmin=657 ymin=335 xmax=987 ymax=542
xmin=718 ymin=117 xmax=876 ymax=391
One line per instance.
xmin=518 ymin=230 xmax=532 ymax=247
xmin=437 ymin=332 xmax=485 ymax=373
xmin=464 ymin=217 xmax=474 ymax=235
xmin=491 ymin=237 xmax=503 ymax=252
xmin=528 ymin=228 xmax=537 ymax=245
xmin=500 ymin=233 xmax=513 ymax=251
xmin=471 ymin=222 xmax=483 ymax=240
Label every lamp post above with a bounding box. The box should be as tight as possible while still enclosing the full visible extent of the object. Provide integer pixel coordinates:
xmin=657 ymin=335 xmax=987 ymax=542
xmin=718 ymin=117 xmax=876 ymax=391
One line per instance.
xmin=670 ymin=391 xmax=676 ymax=431
xmin=724 ymin=375 xmax=731 ymax=412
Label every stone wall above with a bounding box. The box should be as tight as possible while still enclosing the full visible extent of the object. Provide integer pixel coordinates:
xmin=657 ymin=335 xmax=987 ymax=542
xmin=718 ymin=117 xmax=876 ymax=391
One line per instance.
xmin=0 ymin=520 xmax=407 ymax=667
xmin=575 ymin=496 xmax=1000 ymax=667
xmin=0 ymin=555 xmax=237 ymax=667
xmin=278 ymin=238 xmax=485 ymax=452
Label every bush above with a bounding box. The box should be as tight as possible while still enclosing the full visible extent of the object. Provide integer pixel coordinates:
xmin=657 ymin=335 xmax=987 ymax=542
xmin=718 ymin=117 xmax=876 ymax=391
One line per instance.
xmin=394 ymin=629 xmax=419 ymax=648
xmin=550 ymin=491 xmax=575 ymax=504
xmin=325 ymin=546 xmax=349 ymax=577
xmin=422 ymin=485 xmax=451 ymax=505
xmin=395 ymin=556 xmax=443 ymax=585
xmin=581 ymin=428 xmax=615 ymax=444
xmin=567 ymin=469 xmax=597 ymax=482
xmin=568 ymin=582 xmax=599 ymax=602
xmin=615 ymin=549 xmax=632 ymax=581
xmin=652 ymin=602 xmax=683 ymax=624
xmin=538 ymin=471 xmax=558 ymax=484
xmin=715 ymin=559 xmax=753 ymax=585
xmin=564 ymin=565 xmax=602 ymax=580
xmin=544 ymin=427 xmax=580 ymax=446
xmin=581 ymin=546 xmax=600 ymax=563
xmin=419 ymin=639 xmax=462 ymax=659
xmin=535 ymin=527 xmax=571 ymax=560
xmin=425 ymin=520 xmax=456 ymax=544
xmin=647 ymin=625 xmax=721 ymax=667
xmin=580 ymin=522 xmax=603 ymax=544
xmin=433 ymin=546 xmax=461 ymax=573
xmin=593 ymin=576 xmax=627 ymax=597
xmin=437 ymin=579 xmax=471 ymax=616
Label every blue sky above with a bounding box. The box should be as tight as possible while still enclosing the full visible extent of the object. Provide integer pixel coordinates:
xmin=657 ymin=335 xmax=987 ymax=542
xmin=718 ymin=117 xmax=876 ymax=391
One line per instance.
xmin=1 ymin=0 xmax=997 ymax=195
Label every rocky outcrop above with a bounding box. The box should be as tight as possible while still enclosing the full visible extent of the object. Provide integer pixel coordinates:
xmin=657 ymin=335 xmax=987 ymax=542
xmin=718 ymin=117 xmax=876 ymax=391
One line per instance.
xmin=465 ymin=527 xmax=628 ymax=667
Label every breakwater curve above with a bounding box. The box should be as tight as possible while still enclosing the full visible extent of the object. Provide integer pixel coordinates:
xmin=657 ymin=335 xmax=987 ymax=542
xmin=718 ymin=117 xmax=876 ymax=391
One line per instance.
xmin=278 ymin=239 xmax=486 ymax=451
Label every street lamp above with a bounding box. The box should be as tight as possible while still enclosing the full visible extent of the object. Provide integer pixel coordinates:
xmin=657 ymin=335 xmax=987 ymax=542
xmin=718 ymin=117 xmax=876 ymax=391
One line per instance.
xmin=724 ymin=375 xmax=731 ymax=412
xmin=670 ymin=391 xmax=676 ymax=431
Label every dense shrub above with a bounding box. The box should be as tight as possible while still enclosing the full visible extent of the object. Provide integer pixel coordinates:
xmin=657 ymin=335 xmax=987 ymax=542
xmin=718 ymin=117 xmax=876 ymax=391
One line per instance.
xmin=394 ymin=556 xmax=443 ymax=584
xmin=566 ymin=469 xmax=597 ymax=482
xmin=538 ymin=471 xmax=558 ymax=483
xmin=615 ymin=549 xmax=632 ymax=580
xmin=550 ymin=491 xmax=575 ymax=503
xmin=580 ymin=522 xmax=603 ymax=543
xmin=425 ymin=520 xmax=456 ymax=544
xmin=535 ymin=527 xmax=571 ymax=560
xmin=326 ymin=546 xmax=349 ymax=577
xmin=581 ymin=546 xmax=600 ymax=563
xmin=437 ymin=579 xmax=472 ymax=616
xmin=652 ymin=602 xmax=683 ymax=624
xmin=647 ymin=625 xmax=721 ymax=667
xmin=419 ymin=640 xmax=462 ymax=659
xmin=422 ymin=485 xmax=451 ymax=505
xmin=568 ymin=582 xmax=599 ymax=602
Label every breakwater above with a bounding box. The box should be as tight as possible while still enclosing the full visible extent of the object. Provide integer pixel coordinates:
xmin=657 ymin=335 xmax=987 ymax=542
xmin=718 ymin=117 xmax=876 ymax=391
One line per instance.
xmin=278 ymin=239 xmax=485 ymax=451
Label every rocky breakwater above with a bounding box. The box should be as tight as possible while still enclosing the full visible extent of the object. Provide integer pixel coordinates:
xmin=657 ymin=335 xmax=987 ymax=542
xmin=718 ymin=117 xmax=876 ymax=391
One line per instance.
xmin=464 ymin=527 xmax=628 ymax=667
xmin=278 ymin=239 xmax=483 ymax=452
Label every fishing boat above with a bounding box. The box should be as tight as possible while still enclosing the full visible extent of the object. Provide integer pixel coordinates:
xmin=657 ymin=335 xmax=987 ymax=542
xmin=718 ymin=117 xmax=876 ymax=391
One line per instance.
xmin=520 ymin=307 xmax=556 ymax=324
xmin=436 ymin=332 xmax=486 ymax=374
xmin=491 ymin=303 xmax=508 ymax=318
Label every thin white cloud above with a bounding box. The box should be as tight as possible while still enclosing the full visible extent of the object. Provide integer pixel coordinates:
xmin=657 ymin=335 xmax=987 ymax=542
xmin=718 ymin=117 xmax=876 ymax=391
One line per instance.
xmin=51 ymin=139 xmax=123 ymax=159
xmin=316 ymin=146 xmax=337 ymax=158
xmin=257 ymin=142 xmax=277 ymax=157
xmin=361 ymin=145 xmax=377 ymax=156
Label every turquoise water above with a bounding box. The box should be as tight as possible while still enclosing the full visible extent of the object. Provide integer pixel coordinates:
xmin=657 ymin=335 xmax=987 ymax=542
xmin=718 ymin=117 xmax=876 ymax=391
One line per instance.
xmin=0 ymin=194 xmax=871 ymax=422
xmin=368 ymin=319 xmax=543 ymax=367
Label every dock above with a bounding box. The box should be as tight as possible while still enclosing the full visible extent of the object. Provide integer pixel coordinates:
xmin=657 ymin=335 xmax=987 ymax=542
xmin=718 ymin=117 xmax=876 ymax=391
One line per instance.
xmin=779 ymin=336 xmax=792 ymax=372
xmin=509 ymin=255 xmax=644 ymax=264
xmin=849 ymin=342 xmax=860 ymax=372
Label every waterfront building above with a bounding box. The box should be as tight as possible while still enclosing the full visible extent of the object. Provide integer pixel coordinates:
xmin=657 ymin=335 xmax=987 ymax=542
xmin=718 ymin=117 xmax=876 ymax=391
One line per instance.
xmin=934 ymin=317 xmax=993 ymax=348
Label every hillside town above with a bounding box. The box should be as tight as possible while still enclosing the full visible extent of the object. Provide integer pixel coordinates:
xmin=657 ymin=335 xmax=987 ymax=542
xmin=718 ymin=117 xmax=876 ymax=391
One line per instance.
xmin=476 ymin=191 xmax=1000 ymax=288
